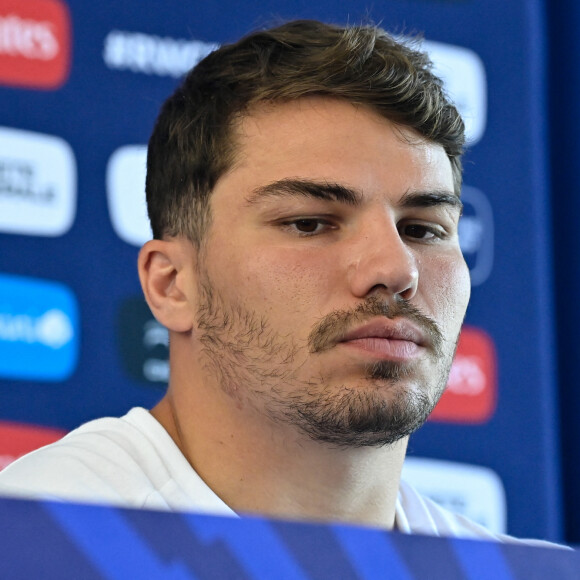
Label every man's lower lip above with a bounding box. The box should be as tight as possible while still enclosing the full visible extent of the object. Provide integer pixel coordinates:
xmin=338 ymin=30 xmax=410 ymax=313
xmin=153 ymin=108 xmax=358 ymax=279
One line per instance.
xmin=338 ymin=338 xmax=422 ymax=360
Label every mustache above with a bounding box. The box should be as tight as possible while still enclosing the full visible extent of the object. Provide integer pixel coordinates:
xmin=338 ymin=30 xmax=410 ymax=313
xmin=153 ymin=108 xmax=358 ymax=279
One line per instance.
xmin=308 ymin=297 xmax=443 ymax=356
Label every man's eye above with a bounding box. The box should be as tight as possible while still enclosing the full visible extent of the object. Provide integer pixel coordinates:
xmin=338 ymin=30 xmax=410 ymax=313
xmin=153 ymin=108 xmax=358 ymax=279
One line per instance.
xmin=402 ymin=224 xmax=438 ymax=240
xmin=285 ymin=218 xmax=332 ymax=235
xmin=294 ymin=219 xmax=321 ymax=233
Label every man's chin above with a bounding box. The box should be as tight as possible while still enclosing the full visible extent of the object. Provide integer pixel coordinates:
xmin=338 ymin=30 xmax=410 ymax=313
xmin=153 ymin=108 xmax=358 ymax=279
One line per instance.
xmin=279 ymin=383 xmax=439 ymax=449
xmin=365 ymin=359 xmax=416 ymax=381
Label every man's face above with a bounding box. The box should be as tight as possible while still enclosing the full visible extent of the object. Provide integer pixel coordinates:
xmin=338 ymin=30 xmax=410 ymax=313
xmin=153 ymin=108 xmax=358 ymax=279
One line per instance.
xmin=190 ymin=97 xmax=470 ymax=447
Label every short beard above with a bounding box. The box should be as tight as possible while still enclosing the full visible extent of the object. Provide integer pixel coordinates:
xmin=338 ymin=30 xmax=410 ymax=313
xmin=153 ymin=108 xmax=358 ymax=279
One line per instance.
xmin=271 ymin=359 xmax=447 ymax=448
xmin=278 ymin=384 xmax=437 ymax=448
xmin=195 ymin=266 xmax=456 ymax=448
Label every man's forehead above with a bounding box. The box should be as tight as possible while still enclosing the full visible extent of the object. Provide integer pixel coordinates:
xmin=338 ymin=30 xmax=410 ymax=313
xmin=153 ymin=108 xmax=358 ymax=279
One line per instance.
xmin=232 ymin=97 xmax=447 ymax=164
xmin=217 ymin=97 xmax=455 ymax=207
xmin=237 ymin=96 xmax=394 ymax=136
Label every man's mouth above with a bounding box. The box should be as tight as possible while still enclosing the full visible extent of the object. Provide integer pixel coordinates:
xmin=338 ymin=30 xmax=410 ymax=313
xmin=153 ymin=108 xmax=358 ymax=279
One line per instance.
xmin=308 ymin=297 xmax=442 ymax=357
xmin=337 ymin=318 xmax=427 ymax=361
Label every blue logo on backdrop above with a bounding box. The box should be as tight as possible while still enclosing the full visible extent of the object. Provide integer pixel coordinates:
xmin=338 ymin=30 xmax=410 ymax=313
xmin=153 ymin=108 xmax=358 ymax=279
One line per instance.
xmin=459 ymin=185 xmax=494 ymax=287
xmin=0 ymin=274 xmax=79 ymax=381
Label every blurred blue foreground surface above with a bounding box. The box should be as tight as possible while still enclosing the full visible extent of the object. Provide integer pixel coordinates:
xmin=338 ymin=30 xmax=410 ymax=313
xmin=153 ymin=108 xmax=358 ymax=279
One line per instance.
xmin=0 ymin=497 xmax=577 ymax=579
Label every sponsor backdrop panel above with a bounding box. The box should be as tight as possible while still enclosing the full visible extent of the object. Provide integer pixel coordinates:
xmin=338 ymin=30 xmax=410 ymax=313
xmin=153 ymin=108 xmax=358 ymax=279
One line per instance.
xmin=0 ymin=0 xmax=564 ymax=542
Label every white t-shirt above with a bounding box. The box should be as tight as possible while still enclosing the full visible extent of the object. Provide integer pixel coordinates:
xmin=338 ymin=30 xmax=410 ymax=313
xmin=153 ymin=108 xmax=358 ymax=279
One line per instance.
xmin=0 ymin=408 xmax=558 ymax=546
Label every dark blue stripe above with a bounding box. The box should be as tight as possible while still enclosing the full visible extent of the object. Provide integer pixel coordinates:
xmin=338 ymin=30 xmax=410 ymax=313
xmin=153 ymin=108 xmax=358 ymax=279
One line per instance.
xmin=44 ymin=501 xmax=194 ymax=580
xmin=332 ymin=526 xmax=414 ymax=580
xmin=183 ymin=514 xmax=309 ymax=580
xmin=450 ymin=538 xmax=514 ymax=580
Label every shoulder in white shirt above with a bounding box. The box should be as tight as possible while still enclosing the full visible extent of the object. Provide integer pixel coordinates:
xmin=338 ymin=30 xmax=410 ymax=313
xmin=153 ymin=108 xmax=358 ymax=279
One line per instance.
xmin=0 ymin=407 xmax=563 ymax=547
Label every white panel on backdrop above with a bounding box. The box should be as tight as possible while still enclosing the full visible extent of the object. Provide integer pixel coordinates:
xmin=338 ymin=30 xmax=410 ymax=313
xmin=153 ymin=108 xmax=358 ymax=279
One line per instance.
xmin=424 ymin=41 xmax=487 ymax=145
xmin=103 ymin=30 xmax=218 ymax=78
xmin=106 ymin=145 xmax=150 ymax=246
xmin=402 ymin=457 xmax=507 ymax=533
xmin=0 ymin=126 xmax=76 ymax=237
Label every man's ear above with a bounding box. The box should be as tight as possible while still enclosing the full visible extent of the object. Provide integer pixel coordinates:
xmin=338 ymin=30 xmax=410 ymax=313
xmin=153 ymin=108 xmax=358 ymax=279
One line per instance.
xmin=138 ymin=239 xmax=196 ymax=333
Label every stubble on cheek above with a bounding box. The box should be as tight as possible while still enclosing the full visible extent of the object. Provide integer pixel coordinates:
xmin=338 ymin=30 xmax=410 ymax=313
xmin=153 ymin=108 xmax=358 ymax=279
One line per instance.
xmin=194 ymin=272 xmax=310 ymax=403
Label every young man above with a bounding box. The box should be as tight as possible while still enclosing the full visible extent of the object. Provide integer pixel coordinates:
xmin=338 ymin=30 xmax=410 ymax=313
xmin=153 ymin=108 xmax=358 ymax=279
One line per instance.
xmin=0 ymin=20 xmax=551 ymax=543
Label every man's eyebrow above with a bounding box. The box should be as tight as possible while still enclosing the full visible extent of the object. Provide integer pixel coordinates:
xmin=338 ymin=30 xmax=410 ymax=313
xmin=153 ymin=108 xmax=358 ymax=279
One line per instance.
xmin=399 ymin=190 xmax=464 ymax=214
xmin=245 ymin=178 xmax=363 ymax=206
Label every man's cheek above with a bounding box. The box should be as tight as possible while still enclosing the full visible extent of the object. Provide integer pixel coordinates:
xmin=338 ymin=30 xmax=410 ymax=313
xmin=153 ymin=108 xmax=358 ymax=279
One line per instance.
xmin=241 ymin=253 xmax=328 ymax=302
xmin=420 ymin=257 xmax=470 ymax=312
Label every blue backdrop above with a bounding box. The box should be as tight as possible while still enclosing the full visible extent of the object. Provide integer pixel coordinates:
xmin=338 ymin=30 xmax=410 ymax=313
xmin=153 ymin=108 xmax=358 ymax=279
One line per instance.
xmin=0 ymin=0 xmax=572 ymax=543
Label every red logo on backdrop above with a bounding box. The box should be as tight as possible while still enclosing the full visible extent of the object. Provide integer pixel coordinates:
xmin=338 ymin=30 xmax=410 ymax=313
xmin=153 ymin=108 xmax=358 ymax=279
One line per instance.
xmin=429 ymin=326 xmax=497 ymax=424
xmin=0 ymin=421 xmax=66 ymax=470
xmin=0 ymin=0 xmax=71 ymax=89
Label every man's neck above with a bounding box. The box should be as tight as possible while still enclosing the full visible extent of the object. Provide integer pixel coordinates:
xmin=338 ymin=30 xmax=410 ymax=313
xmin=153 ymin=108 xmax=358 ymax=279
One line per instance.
xmin=151 ymin=382 xmax=408 ymax=529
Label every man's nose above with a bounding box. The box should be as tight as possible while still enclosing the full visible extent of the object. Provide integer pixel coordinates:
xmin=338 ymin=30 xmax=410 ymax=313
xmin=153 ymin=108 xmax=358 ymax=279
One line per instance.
xmin=347 ymin=218 xmax=419 ymax=301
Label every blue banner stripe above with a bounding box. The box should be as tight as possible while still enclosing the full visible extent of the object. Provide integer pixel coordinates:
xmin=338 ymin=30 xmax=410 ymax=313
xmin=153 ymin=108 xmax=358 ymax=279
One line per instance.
xmin=450 ymin=538 xmax=515 ymax=580
xmin=184 ymin=514 xmax=309 ymax=580
xmin=43 ymin=502 xmax=195 ymax=580
xmin=389 ymin=530 xmax=470 ymax=578
xmin=332 ymin=526 xmax=414 ymax=580
xmin=270 ymin=521 xmax=361 ymax=579
xmin=0 ymin=498 xmax=102 ymax=580
xmin=123 ymin=508 xmax=253 ymax=579
xmin=0 ymin=498 xmax=573 ymax=578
